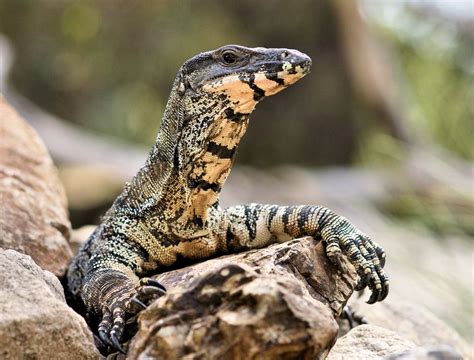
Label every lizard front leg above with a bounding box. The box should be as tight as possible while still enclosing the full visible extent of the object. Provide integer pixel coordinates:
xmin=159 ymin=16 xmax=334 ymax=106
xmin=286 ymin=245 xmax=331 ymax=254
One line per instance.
xmin=223 ymin=204 xmax=389 ymax=303
xmin=80 ymin=232 xmax=166 ymax=353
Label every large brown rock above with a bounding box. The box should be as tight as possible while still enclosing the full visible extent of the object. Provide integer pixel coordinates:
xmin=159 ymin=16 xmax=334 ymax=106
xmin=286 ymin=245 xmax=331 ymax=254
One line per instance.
xmin=128 ymin=238 xmax=358 ymax=359
xmin=0 ymin=249 xmax=100 ymax=359
xmin=0 ymin=97 xmax=72 ymax=276
xmin=156 ymin=238 xmax=357 ymax=316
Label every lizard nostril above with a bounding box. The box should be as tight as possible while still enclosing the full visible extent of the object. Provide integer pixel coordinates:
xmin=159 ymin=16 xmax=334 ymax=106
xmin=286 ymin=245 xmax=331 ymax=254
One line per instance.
xmin=280 ymin=51 xmax=289 ymax=60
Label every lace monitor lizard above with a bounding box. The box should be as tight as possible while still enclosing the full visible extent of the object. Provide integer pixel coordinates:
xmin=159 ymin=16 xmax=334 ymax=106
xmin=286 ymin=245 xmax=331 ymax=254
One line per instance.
xmin=67 ymin=45 xmax=389 ymax=353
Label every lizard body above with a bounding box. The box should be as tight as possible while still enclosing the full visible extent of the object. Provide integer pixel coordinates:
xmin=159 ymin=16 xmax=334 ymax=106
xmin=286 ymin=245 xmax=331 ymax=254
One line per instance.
xmin=67 ymin=45 xmax=388 ymax=352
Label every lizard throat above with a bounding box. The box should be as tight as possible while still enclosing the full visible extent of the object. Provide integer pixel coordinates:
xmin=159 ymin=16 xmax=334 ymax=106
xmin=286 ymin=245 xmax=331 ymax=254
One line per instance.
xmin=172 ymin=107 xmax=251 ymax=230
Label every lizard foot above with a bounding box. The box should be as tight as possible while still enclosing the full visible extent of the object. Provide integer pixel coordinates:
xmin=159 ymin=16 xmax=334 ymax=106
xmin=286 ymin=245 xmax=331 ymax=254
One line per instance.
xmin=97 ymin=277 xmax=166 ymax=354
xmin=129 ymin=278 xmax=167 ymax=311
xmin=322 ymin=220 xmax=389 ymax=304
xmin=342 ymin=305 xmax=368 ymax=329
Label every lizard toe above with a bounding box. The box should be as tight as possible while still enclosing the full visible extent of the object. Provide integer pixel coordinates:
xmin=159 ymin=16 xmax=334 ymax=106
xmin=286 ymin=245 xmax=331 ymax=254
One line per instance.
xmin=342 ymin=306 xmax=355 ymax=329
xmin=366 ymin=285 xmax=380 ymax=304
xmin=98 ymin=329 xmax=113 ymax=348
xmin=98 ymin=296 xmax=130 ymax=354
xmin=342 ymin=305 xmax=368 ymax=328
xmin=137 ymin=285 xmax=167 ymax=298
xmin=365 ymin=262 xmax=384 ymax=304
xmin=110 ymin=332 xmax=125 ymax=354
xmin=324 ymin=236 xmax=346 ymax=269
xmin=107 ymin=305 xmax=127 ymax=354
xmin=369 ymin=238 xmax=386 ymax=268
xmin=355 ymin=276 xmax=368 ymax=291
xmin=123 ymin=279 xmax=168 ymax=316
xmin=97 ymin=309 xmax=113 ymax=347
xmin=379 ymin=274 xmax=390 ymax=301
xmin=140 ymin=277 xmax=167 ymax=292
xmin=129 ymin=296 xmax=147 ymax=311
xmin=356 ymin=234 xmax=389 ymax=303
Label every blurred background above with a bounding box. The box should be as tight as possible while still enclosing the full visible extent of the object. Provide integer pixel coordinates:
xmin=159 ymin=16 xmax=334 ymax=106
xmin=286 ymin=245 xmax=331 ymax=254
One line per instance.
xmin=0 ymin=0 xmax=472 ymax=344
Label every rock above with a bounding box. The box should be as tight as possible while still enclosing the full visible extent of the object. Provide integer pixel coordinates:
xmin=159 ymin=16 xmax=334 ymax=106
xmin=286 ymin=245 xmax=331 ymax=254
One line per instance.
xmin=128 ymin=238 xmax=358 ymax=359
xmin=348 ymin=299 xmax=472 ymax=358
xmin=0 ymin=249 xmax=100 ymax=359
xmin=157 ymin=238 xmax=357 ymax=315
xmin=385 ymin=345 xmax=464 ymax=360
xmin=0 ymin=98 xmax=72 ymax=276
xmin=130 ymin=263 xmax=338 ymax=360
xmin=327 ymin=325 xmax=416 ymax=360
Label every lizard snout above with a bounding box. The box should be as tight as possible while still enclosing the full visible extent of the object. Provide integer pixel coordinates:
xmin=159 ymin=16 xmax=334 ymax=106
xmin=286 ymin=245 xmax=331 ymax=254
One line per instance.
xmin=280 ymin=49 xmax=312 ymax=72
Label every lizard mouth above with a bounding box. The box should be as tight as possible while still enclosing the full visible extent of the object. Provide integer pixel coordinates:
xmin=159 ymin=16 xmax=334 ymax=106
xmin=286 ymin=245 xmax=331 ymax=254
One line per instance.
xmin=202 ymin=66 xmax=310 ymax=99
xmin=203 ymin=61 xmax=311 ymax=86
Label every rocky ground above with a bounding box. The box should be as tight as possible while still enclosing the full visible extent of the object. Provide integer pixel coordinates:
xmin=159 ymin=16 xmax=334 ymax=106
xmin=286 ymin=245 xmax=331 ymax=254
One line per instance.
xmin=0 ymin=98 xmax=472 ymax=359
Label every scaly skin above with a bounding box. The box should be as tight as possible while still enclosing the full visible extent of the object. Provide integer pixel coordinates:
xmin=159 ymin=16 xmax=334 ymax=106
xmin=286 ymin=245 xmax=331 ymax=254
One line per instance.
xmin=67 ymin=45 xmax=389 ymax=353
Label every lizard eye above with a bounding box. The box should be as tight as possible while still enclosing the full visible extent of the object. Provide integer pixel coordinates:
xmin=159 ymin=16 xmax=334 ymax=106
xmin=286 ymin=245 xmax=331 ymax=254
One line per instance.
xmin=221 ymin=50 xmax=238 ymax=65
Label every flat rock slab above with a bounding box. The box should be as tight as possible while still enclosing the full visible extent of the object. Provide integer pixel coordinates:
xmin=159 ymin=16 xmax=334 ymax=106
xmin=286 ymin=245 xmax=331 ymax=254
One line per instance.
xmin=0 ymin=98 xmax=72 ymax=276
xmin=128 ymin=238 xmax=358 ymax=359
xmin=0 ymin=249 xmax=99 ymax=360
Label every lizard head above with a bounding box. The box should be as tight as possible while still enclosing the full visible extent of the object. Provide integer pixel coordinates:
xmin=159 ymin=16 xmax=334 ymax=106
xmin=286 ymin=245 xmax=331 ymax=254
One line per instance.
xmin=162 ymin=45 xmax=311 ymax=190
xmin=178 ymin=45 xmax=312 ymax=113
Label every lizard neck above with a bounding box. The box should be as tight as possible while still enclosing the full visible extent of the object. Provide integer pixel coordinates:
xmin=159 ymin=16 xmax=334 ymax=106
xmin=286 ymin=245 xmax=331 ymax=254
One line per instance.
xmin=114 ymin=84 xmax=186 ymax=216
xmin=169 ymin=104 xmax=251 ymax=230
xmin=115 ymin=88 xmax=253 ymax=232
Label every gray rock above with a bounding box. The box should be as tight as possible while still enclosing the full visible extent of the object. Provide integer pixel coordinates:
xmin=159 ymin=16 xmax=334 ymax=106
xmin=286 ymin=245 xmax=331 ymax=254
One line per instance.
xmin=348 ymin=299 xmax=472 ymax=358
xmin=385 ymin=345 xmax=464 ymax=360
xmin=0 ymin=249 xmax=100 ymax=360
xmin=327 ymin=325 xmax=416 ymax=360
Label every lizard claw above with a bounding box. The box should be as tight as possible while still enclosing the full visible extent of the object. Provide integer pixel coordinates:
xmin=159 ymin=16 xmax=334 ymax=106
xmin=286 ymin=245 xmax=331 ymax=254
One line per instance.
xmin=138 ymin=285 xmax=167 ymax=297
xmin=355 ymin=276 xmax=368 ymax=291
xmin=342 ymin=305 xmax=367 ymax=328
xmin=136 ymin=277 xmax=167 ymax=301
xmin=98 ymin=329 xmax=113 ymax=348
xmin=130 ymin=296 xmax=147 ymax=311
xmin=322 ymin=221 xmax=389 ymax=304
xmin=140 ymin=277 xmax=167 ymax=292
xmin=366 ymin=286 xmax=380 ymax=304
xmin=97 ymin=308 xmax=113 ymax=347
xmin=97 ymin=307 xmax=125 ymax=353
xmin=110 ymin=332 xmax=126 ymax=354
xmin=98 ymin=304 xmax=127 ymax=354
xmin=380 ymin=281 xmax=389 ymax=301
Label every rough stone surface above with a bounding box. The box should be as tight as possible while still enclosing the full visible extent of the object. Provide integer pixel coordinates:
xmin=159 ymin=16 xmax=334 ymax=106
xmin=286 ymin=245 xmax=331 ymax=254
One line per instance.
xmin=0 ymin=97 xmax=72 ymax=276
xmin=349 ymin=299 xmax=472 ymax=359
xmin=127 ymin=238 xmax=358 ymax=360
xmin=385 ymin=345 xmax=464 ymax=360
xmin=327 ymin=325 xmax=416 ymax=360
xmin=157 ymin=238 xmax=357 ymax=316
xmin=0 ymin=249 xmax=100 ymax=359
